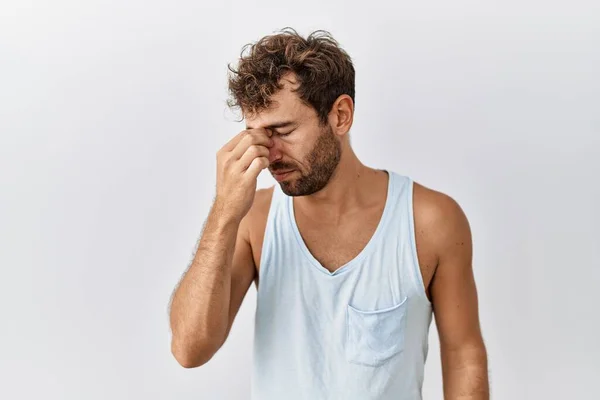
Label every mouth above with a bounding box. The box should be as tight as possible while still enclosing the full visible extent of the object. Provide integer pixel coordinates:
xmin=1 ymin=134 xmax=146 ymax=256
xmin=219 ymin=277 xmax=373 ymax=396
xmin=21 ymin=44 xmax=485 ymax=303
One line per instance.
xmin=271 ymin=169 xmax=295 ymax=182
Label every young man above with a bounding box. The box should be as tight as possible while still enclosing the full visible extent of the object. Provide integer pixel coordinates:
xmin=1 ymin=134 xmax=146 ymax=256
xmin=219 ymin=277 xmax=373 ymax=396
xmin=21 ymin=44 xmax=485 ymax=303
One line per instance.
xmin=169 ymin=28 xmax=489 ymax=399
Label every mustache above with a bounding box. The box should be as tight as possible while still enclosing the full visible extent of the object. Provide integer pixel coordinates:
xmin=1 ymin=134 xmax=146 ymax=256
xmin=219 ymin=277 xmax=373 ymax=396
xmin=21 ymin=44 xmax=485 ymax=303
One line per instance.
xmin=270 ymin=162 xmax=297 ymax=173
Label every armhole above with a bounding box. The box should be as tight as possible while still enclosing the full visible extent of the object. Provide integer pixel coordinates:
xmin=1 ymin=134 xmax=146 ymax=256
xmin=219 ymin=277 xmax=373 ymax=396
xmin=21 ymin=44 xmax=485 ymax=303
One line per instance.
xmin=256 ymin=185 xmax=278 ymax=292
xmin=407 ymin=178 xmax=432 ymax=306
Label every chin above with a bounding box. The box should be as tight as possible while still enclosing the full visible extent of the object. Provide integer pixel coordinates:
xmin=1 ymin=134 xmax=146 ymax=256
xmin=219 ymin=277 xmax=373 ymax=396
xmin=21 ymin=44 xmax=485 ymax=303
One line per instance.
xmin=279 ymin=182 xmax=298 ymax=196
xmin=280 ymin=178 xmax=328 ymax=197
xmin=279 ymin=182 xmax=306 ymax=197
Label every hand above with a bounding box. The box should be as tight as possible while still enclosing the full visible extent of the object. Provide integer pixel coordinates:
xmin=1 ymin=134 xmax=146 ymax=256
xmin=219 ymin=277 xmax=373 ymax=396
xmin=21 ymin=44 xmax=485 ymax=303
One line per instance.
xmin=214 ymin=128 xmax=273 ymax=222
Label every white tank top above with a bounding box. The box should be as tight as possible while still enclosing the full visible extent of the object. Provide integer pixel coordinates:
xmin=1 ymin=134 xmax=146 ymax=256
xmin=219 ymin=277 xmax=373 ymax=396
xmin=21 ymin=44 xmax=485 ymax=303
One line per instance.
xmin=251 ymin=170 xmax=433 ymax=400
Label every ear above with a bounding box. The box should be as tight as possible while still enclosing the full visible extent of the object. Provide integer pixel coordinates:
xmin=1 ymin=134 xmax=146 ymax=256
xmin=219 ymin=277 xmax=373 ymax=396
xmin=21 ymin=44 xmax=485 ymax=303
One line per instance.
xmin=329 ymin=94 xmax=354 ymax=137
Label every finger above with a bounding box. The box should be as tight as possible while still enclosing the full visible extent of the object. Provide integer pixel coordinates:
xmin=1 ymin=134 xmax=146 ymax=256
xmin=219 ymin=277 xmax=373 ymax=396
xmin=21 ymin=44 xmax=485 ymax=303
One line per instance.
xmin=236 ymin=144 xmax=271 ymax=172
xmin=221 ymin=130 xmax=250 ymax=153
xmin=230 ymin=129 xmax=273 ymax=160
xmin=244 ymin=156 xmax=270 ymax=179
xmin=222 ymin=128 xmax=272 ymax=154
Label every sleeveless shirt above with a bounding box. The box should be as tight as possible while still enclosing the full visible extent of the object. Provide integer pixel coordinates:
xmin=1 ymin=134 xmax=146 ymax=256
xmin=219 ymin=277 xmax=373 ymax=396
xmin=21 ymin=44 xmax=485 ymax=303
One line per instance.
xmin=251 ymin=170 xmax=433 ymax=400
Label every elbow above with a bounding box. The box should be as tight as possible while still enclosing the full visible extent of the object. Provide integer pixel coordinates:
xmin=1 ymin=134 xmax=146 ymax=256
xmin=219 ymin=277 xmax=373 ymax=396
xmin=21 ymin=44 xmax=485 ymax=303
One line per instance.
xmin=172 ymin=349 xmax=210 ymax=369
xmin=171 ymin=337 xmax=221 ymax=369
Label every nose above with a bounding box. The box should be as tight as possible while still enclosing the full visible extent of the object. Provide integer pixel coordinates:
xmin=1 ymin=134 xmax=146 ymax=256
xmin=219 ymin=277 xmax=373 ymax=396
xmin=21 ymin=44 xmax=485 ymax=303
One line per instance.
xmin=268 ymin=140 xmax=282 ymax=164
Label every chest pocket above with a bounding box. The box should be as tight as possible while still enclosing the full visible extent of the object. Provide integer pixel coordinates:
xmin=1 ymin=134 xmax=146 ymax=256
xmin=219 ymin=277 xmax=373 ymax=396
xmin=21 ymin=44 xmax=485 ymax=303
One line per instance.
xmin=346 ymin=296 xmax=409 ymax=366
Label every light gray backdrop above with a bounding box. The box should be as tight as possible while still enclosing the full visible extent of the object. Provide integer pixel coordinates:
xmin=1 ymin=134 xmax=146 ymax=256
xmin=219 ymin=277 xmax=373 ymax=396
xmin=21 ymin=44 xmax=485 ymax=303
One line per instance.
xmin=1 ymin=1 xmax=598 ymax=399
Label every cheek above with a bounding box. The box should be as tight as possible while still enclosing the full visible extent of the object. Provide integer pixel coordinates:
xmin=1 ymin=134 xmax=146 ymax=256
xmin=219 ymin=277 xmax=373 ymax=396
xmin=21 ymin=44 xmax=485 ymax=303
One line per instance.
xmin=272 ymin=141 xmax=301 ymax=166
xmin=273 ymin=137 xmax=299 ymax=156
xmin=273 ymin=133 xmax=315 ymax=165
xmin=284 ymin=135 xmax=313 ymax=153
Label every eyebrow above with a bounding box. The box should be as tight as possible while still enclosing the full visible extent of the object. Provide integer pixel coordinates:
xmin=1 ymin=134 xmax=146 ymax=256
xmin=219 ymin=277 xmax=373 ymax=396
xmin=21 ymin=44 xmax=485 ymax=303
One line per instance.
xmin=246 ymin=120 xmax=296 ymax=130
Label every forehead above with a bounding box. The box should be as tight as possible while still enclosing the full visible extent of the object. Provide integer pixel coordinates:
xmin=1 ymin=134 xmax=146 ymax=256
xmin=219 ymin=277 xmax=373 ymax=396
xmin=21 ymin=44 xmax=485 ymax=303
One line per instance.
xmin=245 ymin=74 xmax=313 ymax=129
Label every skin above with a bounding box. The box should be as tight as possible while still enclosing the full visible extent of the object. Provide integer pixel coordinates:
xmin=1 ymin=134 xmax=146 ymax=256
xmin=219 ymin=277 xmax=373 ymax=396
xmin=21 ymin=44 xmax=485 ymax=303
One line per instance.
xmin=169 ymin=72 xmax=489 ymax=399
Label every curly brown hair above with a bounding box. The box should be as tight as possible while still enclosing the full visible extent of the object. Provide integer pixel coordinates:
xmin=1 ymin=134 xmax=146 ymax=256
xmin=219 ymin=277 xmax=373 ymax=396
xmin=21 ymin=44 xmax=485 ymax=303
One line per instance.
xmin=226 ymin=27 xmax=355 ymax=126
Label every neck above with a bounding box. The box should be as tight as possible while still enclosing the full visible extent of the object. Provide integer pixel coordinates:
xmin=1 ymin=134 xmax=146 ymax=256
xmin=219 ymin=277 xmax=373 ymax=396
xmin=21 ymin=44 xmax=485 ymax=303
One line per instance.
xmin=293 ymin=147 xmax=387 ymax=220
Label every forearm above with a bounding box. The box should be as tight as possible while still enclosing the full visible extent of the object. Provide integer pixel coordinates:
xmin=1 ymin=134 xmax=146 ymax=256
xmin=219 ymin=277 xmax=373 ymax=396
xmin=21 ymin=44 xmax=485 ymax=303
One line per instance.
xmin=441 ymin=344 xmax=489 ymax=400
xmin=169 ymin=200 xmax=240 ymax=366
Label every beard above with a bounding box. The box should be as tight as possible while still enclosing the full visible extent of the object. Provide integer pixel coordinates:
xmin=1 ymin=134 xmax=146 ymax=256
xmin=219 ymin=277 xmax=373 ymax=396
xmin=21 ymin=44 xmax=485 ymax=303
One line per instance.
xmin=270 ymin=123 xmax=342 ymax=197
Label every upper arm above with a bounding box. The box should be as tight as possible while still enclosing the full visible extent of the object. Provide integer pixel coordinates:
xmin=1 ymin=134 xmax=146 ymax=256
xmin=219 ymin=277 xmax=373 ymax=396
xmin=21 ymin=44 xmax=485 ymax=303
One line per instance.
xmin=426 ymin=193 xmax=485 ymax=354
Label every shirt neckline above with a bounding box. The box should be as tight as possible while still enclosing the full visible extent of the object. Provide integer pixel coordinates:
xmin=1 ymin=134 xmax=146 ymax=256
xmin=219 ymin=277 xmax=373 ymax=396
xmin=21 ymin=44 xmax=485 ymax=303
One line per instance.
xmin=286 ymin=170 xmax=395 ymax=277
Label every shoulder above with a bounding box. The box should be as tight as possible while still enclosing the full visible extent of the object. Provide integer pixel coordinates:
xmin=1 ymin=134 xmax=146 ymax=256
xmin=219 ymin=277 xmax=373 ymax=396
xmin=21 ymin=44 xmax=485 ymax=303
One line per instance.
xmin=246 ymin=186 xmax=275 ymax=223
xmin=412 ymin=181 xmax=472 ymax=260
xmin=240 ymin=186 xmax=275 ymax=254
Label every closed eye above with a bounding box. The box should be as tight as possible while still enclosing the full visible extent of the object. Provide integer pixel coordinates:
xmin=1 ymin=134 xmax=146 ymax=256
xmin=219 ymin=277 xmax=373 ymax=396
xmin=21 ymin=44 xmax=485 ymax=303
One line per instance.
xmin=276 ymin=130 xmax=294 ymax=137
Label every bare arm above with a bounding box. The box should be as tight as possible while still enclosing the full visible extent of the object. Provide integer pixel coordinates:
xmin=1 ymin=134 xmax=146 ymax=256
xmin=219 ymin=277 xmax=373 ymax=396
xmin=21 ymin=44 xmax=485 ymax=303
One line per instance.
xmin=168 ymin=128 xmax=272 ymax=368
xmin=168 ymin=200 xmax=255 ymax=368
xmin=428 ymin=192 xmax=489 ymax=399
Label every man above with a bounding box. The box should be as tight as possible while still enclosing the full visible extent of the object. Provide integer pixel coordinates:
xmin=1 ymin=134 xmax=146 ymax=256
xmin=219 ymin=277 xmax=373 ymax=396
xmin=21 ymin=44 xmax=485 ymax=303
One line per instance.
xmin=169 ymin=28 xmax=489 ymax=399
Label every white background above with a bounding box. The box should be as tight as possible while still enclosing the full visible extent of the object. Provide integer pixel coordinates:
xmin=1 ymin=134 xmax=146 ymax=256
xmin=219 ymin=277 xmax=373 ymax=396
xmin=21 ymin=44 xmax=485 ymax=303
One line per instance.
xmin=1 ymin=1 xmax=599 ymax=399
